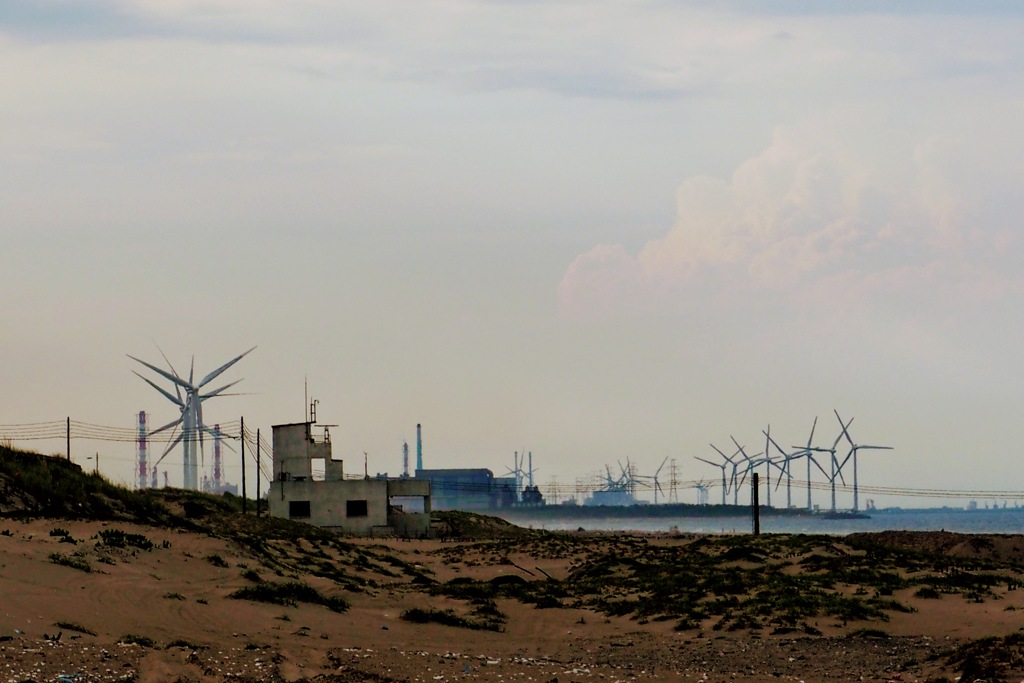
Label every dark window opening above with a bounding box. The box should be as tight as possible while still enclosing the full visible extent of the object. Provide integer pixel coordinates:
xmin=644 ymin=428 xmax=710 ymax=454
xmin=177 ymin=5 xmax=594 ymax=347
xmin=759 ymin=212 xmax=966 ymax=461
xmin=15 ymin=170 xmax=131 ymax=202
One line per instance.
xmin=346 ymin=499 xmax=368 ymax=517
xmin=289 ymin=500 xmax=311 ymax=518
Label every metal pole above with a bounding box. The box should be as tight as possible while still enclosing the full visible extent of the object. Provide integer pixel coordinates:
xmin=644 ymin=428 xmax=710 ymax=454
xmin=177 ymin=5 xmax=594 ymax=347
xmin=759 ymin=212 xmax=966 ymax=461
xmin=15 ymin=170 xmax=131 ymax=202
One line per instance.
xmin=240 ymin=417 xmax=247 ymax=515
xmin=66 ymin=417 xmax=70 ymax=461
xmin=751 ymin=473 xmax=760 ymax=535
xmin=256 ymin=428 xmax=261 ymax=518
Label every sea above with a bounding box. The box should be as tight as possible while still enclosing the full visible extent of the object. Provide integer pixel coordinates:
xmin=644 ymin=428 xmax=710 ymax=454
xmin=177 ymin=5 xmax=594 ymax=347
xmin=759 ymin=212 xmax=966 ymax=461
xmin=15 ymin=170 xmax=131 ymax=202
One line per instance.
xmin=503 ymin=507 xmax=1024 ymax=536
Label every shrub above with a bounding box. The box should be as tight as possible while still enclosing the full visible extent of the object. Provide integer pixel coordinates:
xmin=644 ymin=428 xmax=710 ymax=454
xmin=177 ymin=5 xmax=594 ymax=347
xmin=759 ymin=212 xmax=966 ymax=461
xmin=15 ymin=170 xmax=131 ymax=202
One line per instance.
xmin=97 ymin=529 xmax=154 ymax=551
xmin=400 ymin=608 xmax=502 ymax=632
xmin=205 ymin=554 xmax=229 ymax=568
xmin=49 ymin=552 xmax=92 ymax=573
xmin=55 ymin=621 xmax=96 ymax=636
xmin=229 ymin=581 xmax=349 ymax=613
xmin=119 ymin=634 xmax=156 ymax=648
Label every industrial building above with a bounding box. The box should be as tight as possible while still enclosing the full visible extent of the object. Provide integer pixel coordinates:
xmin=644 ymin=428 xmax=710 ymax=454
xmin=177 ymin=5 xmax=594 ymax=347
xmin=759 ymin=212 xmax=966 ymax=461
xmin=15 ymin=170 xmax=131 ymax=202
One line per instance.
xmin=268 ymin=421 xmax=431 ymax=537
xmin=414 ymin=468 xmax=518 ymax=510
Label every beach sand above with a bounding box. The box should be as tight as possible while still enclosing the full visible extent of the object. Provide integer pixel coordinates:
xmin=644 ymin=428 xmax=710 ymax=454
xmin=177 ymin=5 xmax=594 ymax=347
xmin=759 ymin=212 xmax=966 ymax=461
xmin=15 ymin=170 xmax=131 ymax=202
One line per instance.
xmin=2 ymin=518 xmax=1022 ymax=682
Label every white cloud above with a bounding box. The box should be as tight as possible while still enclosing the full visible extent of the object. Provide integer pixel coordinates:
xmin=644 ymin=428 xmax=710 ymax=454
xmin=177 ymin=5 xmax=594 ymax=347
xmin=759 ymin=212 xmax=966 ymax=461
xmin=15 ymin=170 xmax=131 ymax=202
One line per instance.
xmin=558 ymin=119 xmax=1023 ymax=319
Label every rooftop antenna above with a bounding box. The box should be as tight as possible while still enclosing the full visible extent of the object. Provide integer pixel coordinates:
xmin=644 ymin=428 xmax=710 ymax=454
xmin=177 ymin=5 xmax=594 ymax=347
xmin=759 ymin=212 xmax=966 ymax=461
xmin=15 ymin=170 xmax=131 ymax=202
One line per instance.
xmin=129 ymin=345 xmax=255 ymax=490
xmin=833 ymin=410 xmax=892 ymax=512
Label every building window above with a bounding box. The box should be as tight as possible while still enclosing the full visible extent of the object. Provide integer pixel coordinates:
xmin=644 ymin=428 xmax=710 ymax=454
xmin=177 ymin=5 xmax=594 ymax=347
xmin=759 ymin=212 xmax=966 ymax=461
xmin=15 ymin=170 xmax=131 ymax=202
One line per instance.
xmin=346 ymin=499 xmax=368 ymax=517
xmin=289 ymin=500 xmax=311 ymax=518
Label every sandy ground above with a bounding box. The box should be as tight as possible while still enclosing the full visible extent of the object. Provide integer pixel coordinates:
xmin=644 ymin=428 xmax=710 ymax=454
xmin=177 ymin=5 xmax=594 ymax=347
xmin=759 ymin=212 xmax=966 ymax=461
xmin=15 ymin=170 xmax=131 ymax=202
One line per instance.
xmin=2 ymin=518 xmax=1023 ymax=682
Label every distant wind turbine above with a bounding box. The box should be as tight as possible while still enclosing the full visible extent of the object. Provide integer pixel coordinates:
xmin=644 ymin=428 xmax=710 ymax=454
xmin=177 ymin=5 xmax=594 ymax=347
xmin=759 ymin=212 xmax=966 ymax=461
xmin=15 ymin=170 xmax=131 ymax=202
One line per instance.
xmin=129 ymin=346 xmax=255 ymax=490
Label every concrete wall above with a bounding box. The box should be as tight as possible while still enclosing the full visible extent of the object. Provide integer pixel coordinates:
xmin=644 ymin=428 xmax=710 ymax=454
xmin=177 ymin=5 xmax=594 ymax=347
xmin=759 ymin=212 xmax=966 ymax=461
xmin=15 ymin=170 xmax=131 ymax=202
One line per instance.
xmin=272 ymin=423 xmax=334 ymax=482
xmin=268 ymin=478 xmax=389 ymax=534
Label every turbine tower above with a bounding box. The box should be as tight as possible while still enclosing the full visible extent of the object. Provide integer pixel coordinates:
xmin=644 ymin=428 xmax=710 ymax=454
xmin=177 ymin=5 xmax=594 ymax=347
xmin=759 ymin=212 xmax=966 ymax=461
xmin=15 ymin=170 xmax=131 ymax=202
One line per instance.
xmin=129 ymin=346 xmax=255 ymax=490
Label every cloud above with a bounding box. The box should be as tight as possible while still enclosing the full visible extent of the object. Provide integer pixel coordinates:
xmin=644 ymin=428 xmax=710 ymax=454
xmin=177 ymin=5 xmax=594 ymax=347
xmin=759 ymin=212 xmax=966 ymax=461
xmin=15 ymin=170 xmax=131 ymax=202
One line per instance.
xmin=558 ymin=120 xmax=1022 ymax=320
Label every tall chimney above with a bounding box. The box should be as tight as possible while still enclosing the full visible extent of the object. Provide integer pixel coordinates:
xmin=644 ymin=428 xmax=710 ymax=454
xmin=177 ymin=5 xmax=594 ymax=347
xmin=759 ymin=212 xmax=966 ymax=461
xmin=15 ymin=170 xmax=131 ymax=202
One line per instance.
xmin=416 ymin=423 xmax=423 ymax=473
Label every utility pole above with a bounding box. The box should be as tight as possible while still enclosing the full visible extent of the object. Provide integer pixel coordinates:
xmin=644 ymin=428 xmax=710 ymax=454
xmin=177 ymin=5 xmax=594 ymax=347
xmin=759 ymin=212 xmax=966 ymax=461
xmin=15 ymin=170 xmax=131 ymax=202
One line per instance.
xmin=751 ymin=473 xmax=760 ymax=535
xmin=66 ymin=417 xmax=70 ymax=461
xmin=256 ymin=429 xmax=261 ymax=518
xmin=240 ymin=417 xmax=247 ymax=515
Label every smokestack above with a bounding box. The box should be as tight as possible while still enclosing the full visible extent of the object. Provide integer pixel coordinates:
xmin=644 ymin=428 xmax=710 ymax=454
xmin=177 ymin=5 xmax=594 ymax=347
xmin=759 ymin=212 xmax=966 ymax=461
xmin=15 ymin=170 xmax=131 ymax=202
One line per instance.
xmin=416 ymin=423 xmax=423 ymax=473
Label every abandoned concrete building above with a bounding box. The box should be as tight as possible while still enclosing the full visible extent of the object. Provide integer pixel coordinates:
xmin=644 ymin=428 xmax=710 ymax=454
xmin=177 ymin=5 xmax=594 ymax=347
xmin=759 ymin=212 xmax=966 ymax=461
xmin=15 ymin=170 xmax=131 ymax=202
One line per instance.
xmin=268 ymin=421 xmax=431 ymax=537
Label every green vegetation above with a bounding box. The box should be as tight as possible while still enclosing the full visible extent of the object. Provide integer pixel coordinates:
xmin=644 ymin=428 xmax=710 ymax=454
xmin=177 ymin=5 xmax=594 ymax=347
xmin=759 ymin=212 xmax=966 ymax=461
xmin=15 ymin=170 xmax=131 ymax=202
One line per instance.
xmin=49 ymin=551 xmax=92 ymax=573
xmin=205 ymin=553 xmax=229 ymax=568
xmin=400 ymin=607 xmax=503 ymax=631
xmin=167 ymin=639 xmax=206 ymax=650
xmin=55 ymin=621 xmax=96 ymax=636
xmin=118 ymin=633 xmax=156 ymax=648
xmin=229 ymin=580 xmax=349 ymax=612
xmin=97 ymin=528 xmax=154 ymax=551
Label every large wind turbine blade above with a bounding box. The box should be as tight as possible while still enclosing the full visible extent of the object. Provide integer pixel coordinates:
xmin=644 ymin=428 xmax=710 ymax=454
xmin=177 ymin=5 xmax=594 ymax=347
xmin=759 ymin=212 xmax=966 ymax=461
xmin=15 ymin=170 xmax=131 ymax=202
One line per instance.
xmin=836 ymin=448 xmax=854 ymax=473
xmin=202 ymin=425 xmax=237 ymax=452
xmin=831 ymin=419 xmax=851 ymax=451
xmin=128 ymin=355 xmax=191 ymax=390
xmin=189 ymin=356 xmax=195 ymax=387
xmin=730 ymin=436 xmax=751 ymax=461
xmin=806 ymin=416 xmax=818 ymax=449
xmin=834 ymin=410 xmax=855 ymax=448
xmin=710 ymin=443 xmax=732 ymax=462
xmin=197 ymin=346 xmax=257 ymax=389
xmin=132 ymin=371 xmax=184 ymax=408
xmin=655 ymin=457 xmax=668 ymax=478
xmin=200 ymin=378 xmax=244 ymax=400
xmin=155 ymin=343 xmax=184 ymax=404
xmin=147 ymin=416 xmax=183 ymax=437
xmin=154 ymin=429 xmax=184 ymax=467
xmin=695 ymin=456 xmax=724 ymax=469
xmin=763 ymin=430 xmax=790 ymax=458
xmin=809 ymin=454 xmax=830 ymax=479
xmin=859 ymin=445 xmax=893 ymax=451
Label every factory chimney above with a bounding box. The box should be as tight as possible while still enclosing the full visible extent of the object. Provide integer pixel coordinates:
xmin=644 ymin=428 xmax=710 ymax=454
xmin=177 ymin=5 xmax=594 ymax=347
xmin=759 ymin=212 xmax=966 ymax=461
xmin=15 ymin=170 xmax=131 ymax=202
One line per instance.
xmin=416 ymin=423 xmax=423 ymax=473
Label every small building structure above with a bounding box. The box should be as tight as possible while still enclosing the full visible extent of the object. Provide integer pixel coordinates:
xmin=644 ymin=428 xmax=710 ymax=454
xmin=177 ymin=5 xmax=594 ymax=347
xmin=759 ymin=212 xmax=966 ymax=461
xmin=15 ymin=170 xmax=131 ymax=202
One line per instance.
xmin=268 ymin=421 xmax=431 ymax=537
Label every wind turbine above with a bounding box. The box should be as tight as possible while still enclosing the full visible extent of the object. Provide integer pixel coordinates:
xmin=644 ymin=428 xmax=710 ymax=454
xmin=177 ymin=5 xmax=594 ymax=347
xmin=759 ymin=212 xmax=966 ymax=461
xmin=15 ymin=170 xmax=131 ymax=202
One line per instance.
xmin=764 ymin=426 xmax=798 ymax=509
xmin=816 ymin=414 xmax=853 ymax=512
xmin=833 ymin=410 xmax=892 ymax=512
xmin=790 ymin=417 xmax=832 ymax=512
xmin=129 ymin=346 xmax=255 ymax=490
xmin=695 ymin=444 xmax=738 ymax=506
xmin=637 ymin=457 xmax=668 ymax=504
xmin=729 ymin=436 xmax=764 ymax=506
xmin=696 ymin=479 xmax=710 ymax=505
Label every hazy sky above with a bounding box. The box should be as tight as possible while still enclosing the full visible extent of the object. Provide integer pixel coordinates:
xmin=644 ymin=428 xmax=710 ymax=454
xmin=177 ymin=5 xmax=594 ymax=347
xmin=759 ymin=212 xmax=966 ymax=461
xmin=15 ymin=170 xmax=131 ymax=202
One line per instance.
xmin=3 ymin=1 xmax=1022 ymax=509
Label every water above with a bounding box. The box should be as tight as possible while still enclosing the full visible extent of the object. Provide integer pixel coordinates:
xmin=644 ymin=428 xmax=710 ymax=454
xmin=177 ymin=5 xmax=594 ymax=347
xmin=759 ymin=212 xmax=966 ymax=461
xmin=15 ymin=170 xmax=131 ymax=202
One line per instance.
xmin=504 ymin=507 xmax=1024 ymax=535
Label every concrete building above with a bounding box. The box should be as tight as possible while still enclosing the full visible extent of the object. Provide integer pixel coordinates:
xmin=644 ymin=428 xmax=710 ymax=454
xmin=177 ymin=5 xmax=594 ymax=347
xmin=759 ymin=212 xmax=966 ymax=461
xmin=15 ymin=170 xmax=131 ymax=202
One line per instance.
xmin=268 ymin=421 xmax=431 ymax=537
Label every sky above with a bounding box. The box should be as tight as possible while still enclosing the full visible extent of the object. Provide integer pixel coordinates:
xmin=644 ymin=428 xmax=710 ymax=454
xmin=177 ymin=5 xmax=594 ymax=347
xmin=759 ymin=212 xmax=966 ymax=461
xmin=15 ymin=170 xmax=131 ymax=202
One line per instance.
xmin=2 ymin=1 xmax=1023 ymax=510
